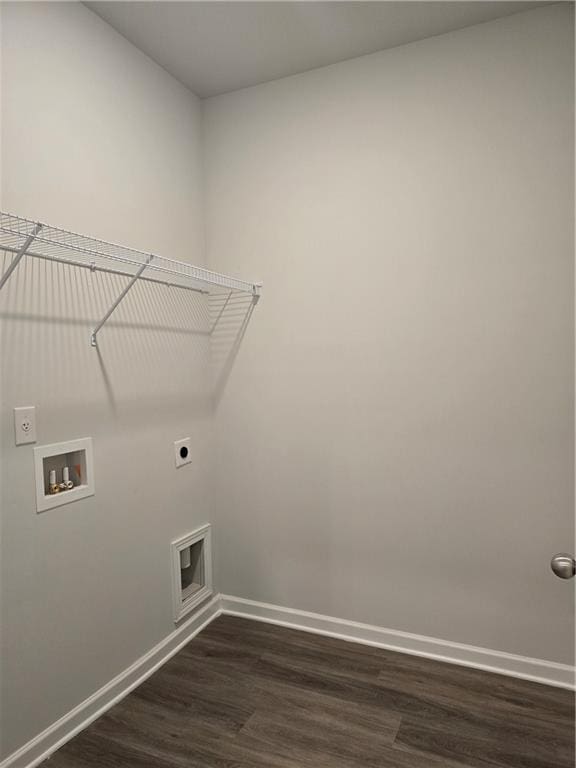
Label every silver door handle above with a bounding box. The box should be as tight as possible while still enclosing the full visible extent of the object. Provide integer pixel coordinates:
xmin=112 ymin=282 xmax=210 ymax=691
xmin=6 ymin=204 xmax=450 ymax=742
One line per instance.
xmin=550 ymin=553 xmax=576 ymax=580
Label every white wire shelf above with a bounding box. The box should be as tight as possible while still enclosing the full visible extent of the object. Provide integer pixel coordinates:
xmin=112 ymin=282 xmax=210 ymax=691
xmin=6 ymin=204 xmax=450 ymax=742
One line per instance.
xmin=0 ymin=211 xmax=261 ymax=346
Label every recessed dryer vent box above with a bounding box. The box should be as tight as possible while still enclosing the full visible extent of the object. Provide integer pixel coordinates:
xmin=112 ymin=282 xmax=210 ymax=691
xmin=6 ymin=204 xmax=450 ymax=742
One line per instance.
xmin=171 ymin=523 xmax=213 ymax=622
xmin=34 ymin=437 xmax=94 ymax=513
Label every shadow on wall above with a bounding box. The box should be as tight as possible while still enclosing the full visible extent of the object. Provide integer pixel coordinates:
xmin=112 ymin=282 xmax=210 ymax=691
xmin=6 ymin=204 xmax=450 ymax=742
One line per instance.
xmin=209 ymin=290 xmax=257 ymax=405
xmin=0 ymin=251 xmax=256 ymax=418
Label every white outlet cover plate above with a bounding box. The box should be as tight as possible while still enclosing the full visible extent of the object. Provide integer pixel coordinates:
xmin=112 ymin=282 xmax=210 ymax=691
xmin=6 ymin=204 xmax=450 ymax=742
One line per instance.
xmin=14 ymin=406 xmax=36 ymax=445
xmin=174 ymin=438 xmax=192 ymax=468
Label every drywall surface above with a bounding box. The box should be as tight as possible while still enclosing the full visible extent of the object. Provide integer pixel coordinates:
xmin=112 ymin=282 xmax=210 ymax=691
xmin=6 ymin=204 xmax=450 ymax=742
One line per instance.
xmin=204 ymin=5 xmax=575 ymax=665
xmin=0 ymin=3 xmax=210 ymax=759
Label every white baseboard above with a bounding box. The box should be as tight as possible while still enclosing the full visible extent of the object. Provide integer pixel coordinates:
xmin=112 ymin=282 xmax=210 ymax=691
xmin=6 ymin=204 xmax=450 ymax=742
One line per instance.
xmin=0 ymin=595 xmax=222 ymax=768
xmin=3 ymin=592 xmax=573 ymax=768
xmin=220 ymin=594 xmax=576 ymax=690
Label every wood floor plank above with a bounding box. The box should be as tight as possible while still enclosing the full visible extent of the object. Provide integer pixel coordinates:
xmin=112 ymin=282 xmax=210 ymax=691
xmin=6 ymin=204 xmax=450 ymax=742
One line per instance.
xmin=46 ymin=615 xmax=575 ymax=768
xmin=239 ymin=706 xmax=398 ymax=766
xmin=377 ymin=652 xmax=575 ymax=767
xmin=395 ymin=710 xmax=575 ymax=768
xmin=378 ymin=651 xmax=574 ymax=727
xmin=133 ymin=662 xmax=254 ymax=732
xmin=169 ymin=648 xmax=403 ymax=736
xmin=236 ymin=710 xmax=472 ymax=768
xmin=253 ymin=649 xmax=418 ymax=710
xmin=204 ymin=615 xmax=386 ymax=678
xmin=46 ymin=729 xmax=194 ymax=768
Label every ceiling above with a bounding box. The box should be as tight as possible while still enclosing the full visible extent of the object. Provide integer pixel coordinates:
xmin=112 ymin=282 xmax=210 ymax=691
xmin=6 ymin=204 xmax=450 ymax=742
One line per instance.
xmin=85 ymin=1 xmax=553 ymax=98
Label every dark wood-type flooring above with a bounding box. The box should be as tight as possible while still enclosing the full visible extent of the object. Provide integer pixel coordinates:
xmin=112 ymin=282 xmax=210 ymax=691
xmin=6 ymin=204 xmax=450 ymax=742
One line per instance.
xmin=46 ymin=615 xmax=575 ymax=767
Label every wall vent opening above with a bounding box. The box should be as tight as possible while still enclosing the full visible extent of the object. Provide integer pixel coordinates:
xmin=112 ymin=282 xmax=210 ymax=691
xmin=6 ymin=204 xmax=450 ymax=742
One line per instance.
xmin=171 ymin=524 xmax=213 ymax=622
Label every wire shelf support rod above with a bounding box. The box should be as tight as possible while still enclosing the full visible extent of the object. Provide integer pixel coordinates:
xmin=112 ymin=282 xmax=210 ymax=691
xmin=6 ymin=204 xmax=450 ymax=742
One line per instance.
xmin=0 ymin=221 xmax=43 ymax=291
xmin=90 ymin=254 xmax=154 ymax=347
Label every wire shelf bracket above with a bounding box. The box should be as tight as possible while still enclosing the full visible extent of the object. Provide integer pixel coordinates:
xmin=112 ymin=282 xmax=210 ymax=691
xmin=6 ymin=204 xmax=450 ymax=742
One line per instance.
xmin=0 ymin=221 xmax=43 ymax=291
xmin=90 ymin=254 xmax=154 ymax=347
xmin=0 ymin=211 xmax=262 ymax=346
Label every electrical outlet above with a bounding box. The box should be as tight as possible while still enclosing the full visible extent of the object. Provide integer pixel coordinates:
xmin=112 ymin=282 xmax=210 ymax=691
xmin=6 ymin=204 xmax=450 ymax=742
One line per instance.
xmin=14 ymin=406 xmax=37 ymax=445
xmin=174 ymin=438 xmax=192 ymax=468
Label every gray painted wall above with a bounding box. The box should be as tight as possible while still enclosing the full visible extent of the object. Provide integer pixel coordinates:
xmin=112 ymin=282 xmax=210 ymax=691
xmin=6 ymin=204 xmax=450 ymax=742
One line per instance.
xmin=0 ymin=2 xmax=210 ymax=759
xmin=0 ymin=2 xmax=573 ymax=762
xmin=203 ymin=5 xmax=575 ymax=664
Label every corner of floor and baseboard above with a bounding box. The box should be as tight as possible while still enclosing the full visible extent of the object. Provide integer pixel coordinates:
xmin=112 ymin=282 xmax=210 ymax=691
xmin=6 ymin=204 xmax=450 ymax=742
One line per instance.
xmin=2 ymin=593 xmax=574 ymax=768
xmin=219 ymin=595 xmax=576 ymax=689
